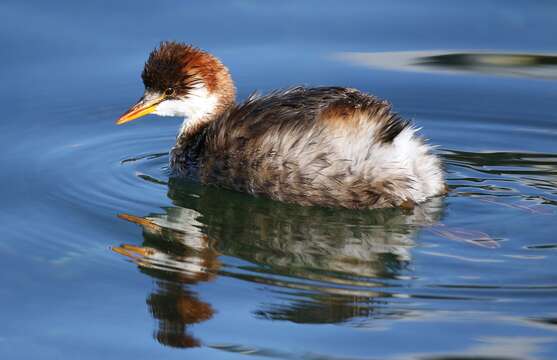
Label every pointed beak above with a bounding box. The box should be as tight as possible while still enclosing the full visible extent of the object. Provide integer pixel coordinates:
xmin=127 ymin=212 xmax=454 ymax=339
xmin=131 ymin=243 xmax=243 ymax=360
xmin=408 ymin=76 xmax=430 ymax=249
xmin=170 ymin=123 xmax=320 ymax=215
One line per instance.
xmin=116 ymin=94 xmax=165 ymax=125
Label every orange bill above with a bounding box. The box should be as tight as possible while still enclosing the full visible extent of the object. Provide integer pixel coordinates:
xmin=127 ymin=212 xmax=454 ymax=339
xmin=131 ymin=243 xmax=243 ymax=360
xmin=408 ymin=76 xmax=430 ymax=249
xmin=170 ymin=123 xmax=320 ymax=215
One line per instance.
xmin=116 ymin=95 xmax=164 ymax=125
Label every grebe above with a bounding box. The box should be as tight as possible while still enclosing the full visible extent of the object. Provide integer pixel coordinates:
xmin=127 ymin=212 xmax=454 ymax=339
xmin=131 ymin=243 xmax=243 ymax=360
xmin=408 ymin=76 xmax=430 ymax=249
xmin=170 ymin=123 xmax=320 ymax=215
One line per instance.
xmin=117 ymin=42 xmax=445 ymax=209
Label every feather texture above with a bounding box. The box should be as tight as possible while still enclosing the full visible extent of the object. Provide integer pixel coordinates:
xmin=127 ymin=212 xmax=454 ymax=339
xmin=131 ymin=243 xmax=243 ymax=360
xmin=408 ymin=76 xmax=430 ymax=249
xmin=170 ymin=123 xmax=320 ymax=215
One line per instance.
xmin=170 ymin=86 xmax=445 ymax=208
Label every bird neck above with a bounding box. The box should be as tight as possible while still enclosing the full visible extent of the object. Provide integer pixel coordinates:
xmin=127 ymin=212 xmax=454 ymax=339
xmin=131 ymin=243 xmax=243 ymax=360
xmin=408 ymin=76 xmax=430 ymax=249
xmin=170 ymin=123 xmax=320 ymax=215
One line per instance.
xmin=171 ymin=100 xmax=231 ymax=176
xmin=176 ymin=90 xmax=232 ymax=137
xmin=175 ymin=63 xmax=237 ymax=150
xmin=175 ymin=97 xmax=234 ymax=147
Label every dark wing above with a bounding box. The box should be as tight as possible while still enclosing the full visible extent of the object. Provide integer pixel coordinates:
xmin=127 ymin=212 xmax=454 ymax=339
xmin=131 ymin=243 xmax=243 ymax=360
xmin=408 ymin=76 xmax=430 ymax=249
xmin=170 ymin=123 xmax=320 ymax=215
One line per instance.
xmin=206 ymin=86 xmax=409 ymax=153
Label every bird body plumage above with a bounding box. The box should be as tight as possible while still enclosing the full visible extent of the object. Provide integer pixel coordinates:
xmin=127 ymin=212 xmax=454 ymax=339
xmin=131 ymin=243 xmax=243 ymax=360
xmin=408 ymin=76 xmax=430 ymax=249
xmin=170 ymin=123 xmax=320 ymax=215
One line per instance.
xmin=170 ymin=86 xmax=445 ymax=208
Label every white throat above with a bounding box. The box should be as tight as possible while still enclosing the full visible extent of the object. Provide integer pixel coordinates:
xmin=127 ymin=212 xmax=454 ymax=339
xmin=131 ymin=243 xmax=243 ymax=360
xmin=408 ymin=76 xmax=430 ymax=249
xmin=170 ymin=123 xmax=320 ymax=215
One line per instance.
xmin=152 ymin=85 xmax=219 ymax=137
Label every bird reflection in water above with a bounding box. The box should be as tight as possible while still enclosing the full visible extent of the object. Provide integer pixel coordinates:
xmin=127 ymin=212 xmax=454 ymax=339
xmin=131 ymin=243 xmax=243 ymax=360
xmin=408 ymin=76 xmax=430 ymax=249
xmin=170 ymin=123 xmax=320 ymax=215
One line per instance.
xmin=113 ymin=178 xmax=447 ymax=348
xmin=113 ymin=210 xmax=219 ymax=348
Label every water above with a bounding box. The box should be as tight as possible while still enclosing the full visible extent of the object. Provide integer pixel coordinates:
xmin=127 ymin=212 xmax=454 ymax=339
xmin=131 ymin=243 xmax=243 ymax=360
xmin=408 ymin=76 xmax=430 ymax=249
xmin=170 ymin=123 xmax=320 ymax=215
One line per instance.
xmin=1 ymin=1 xmax=557 ymax=359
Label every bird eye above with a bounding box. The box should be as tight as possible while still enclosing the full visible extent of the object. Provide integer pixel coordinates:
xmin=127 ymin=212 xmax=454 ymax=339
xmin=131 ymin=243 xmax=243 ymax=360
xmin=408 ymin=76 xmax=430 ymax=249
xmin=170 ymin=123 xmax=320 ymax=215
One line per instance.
xmin=164 ymin=88 xmax=175 ymax=97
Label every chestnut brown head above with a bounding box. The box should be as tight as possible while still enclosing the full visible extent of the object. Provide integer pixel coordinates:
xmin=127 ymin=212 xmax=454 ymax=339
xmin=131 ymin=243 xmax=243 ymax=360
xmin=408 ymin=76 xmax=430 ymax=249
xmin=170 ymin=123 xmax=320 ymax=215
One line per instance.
xmin=116 ymin=41 xmax=235 ymax=128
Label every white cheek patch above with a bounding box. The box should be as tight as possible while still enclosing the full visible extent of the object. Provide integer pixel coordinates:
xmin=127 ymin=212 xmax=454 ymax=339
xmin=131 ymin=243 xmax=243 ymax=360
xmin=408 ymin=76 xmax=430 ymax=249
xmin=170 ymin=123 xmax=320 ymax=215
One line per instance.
xmin=150 ymin=85 xmax=219 ymax=137
xmin=154 ymin=99 xmax=190 ymax=117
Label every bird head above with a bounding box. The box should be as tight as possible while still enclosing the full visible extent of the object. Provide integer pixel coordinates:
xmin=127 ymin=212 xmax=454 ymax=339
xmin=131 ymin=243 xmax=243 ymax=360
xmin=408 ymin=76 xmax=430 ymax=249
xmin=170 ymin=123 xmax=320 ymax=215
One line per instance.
xmin=116 ymin=41 xmax=235 ymax=128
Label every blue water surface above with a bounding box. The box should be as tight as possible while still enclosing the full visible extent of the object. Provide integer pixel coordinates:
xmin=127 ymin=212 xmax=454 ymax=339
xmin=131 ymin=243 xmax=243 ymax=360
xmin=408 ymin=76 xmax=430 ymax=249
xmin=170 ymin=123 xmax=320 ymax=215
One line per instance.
xmin=1 ymin=1 xmax=557 ymax=359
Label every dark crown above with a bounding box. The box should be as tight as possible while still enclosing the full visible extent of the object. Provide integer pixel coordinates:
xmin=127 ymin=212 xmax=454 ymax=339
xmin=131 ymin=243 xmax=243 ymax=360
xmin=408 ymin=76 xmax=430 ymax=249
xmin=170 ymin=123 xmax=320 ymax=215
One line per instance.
xmin=142 ymin=41 xmax=204 ymax=95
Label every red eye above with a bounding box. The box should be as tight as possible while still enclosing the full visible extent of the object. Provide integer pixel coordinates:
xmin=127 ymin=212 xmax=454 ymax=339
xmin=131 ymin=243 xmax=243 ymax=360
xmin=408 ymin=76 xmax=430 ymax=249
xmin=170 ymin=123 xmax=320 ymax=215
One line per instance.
xmin=164 ymin=88 xmax=175 ymax=96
